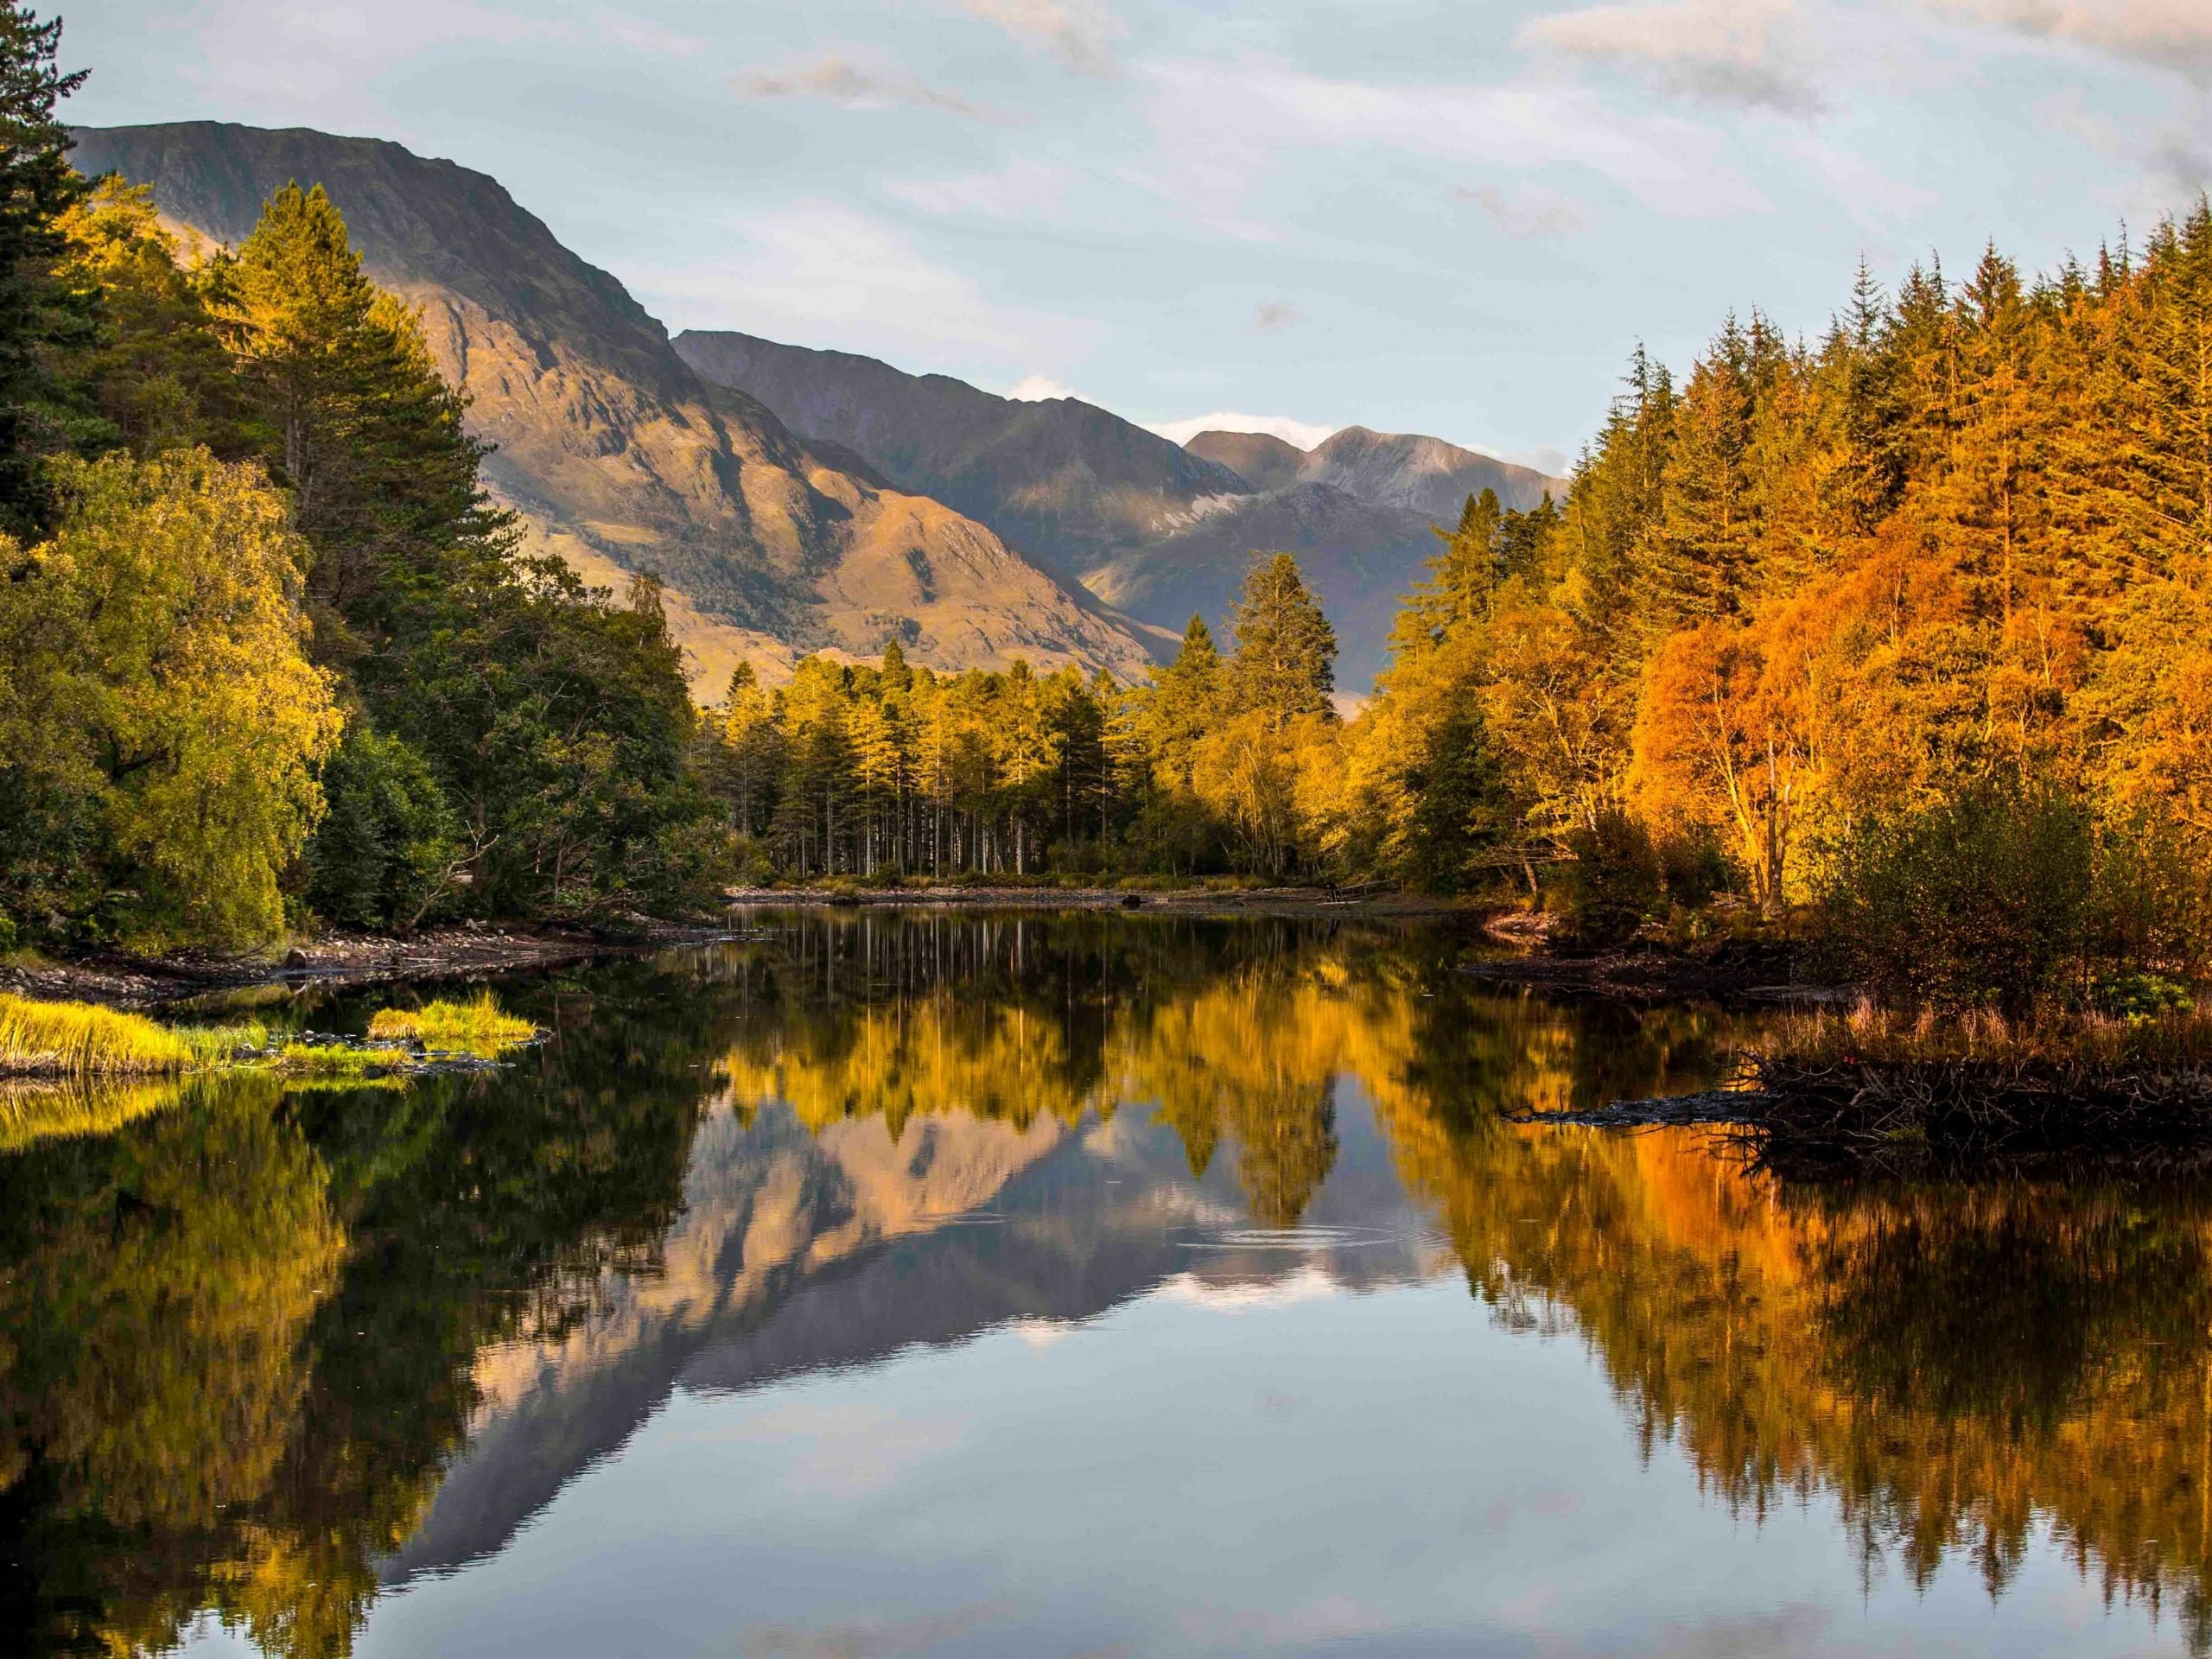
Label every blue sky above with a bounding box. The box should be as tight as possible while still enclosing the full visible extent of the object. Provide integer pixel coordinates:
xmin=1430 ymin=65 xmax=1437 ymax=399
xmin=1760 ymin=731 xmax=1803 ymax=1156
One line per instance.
xmin=67 ymin=1 xmax=2212 ymax=473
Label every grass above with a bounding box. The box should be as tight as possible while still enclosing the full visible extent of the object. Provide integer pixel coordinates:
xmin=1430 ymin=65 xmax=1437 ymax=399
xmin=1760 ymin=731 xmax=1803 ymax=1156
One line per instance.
xmin=365 ymin=991 xmax=537 ymax=1055
xmin=0 ymin=993 xmax=264 ymax=1077
xmin=1757 ymin=1000 xmax=2212 ymax=1068
xmin=1731 ymin=997 xmax=2212 ymax=1177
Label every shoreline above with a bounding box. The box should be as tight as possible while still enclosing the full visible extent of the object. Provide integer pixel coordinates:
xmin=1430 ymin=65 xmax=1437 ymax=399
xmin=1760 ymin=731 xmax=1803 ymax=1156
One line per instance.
xmin=721 ymin=884 xmax=1482 ymax=920
xmin=1 ymin=892 xmax=1484 ymax=1011
xmin=0 ymin=924 xmax=726 ymax=1012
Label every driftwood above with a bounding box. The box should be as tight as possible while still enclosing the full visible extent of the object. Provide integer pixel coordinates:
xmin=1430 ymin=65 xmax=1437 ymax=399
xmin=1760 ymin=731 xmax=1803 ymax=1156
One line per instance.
xmin=1501 ymin=1090 xmax=1776 ymax=1128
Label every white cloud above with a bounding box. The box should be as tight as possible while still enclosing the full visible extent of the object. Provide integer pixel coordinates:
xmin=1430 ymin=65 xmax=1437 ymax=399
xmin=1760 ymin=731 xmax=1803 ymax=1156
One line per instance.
xmin=961 ymin=0 xmax=1123 ymax=74
xmin=1505 ymin=444 xmax=1573 ymax=477
xmin=884 ymin=160 xmax=1076 ymax=218
xmin=1136 ymin=59 xmax=1770 ymax=226
xmin=1005 ymin=372 xmax=1083 ymax=400
xmin=632 ymin=203 xmax=1090 ymax=366
xmin=1146 ymin=411 xmax=1339 ymax=448
xmin=1768 ymin=127 xmax=1938 ymax=227
xmin=1251 ymin=299 xmax=1304 ymax=331
xmin=1517 ymin=0 xmax=1822 ymax=113
xmin=1922 ymin=0 xmax=2212 ymax=81
xmin=733 ymin=53 xmax=989 ymax=118
xmin=1457 ymin=181 xmax=1598 ymax=239
xmin=2037 ymin=88 xmax=2212 ymax=212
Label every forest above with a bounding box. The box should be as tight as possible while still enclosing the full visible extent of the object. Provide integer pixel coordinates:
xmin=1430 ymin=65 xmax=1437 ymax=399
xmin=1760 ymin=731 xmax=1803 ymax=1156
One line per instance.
xmin=8 ymin=0 xmax=2212 ymax=1016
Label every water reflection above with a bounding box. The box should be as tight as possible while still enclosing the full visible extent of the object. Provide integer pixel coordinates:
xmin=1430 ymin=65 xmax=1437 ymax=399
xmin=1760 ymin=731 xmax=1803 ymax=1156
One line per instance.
xmin=1 ymin=912 xmax=2207 ymax=1655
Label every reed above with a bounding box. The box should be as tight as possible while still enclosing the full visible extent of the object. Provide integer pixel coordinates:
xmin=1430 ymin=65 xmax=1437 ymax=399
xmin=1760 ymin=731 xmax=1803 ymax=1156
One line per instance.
xmin=1738 ymin=1001 xmax=2212 ymax=1176
xmin=0 ymin=994 xmax=264 ymax=1078
xmin=365 ymin=991 xmax=537 ymax=1054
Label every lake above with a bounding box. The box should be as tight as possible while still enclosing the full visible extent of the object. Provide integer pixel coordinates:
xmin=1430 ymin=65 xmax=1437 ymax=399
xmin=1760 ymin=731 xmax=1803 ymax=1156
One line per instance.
xmin=3 ymin=911 xmax=2206 ymax=1656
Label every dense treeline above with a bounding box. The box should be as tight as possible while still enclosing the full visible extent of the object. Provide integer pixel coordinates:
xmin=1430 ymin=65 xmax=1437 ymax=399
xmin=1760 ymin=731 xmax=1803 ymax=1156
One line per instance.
xmin=1341 ymin=220 xmax=2212 ymax=1003
xmin=0 ymin=8 xmax=709 ymax=950
xmin=702 ymin=200 xmax=2212 ymax=1012
xmin=695 ymin=551 xmax=1342 ymax=882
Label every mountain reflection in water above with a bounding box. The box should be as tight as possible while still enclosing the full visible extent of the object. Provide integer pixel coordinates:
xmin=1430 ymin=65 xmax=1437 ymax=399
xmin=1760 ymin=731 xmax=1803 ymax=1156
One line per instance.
xmin=2 ymin=912 xmax=2209 ymax=1656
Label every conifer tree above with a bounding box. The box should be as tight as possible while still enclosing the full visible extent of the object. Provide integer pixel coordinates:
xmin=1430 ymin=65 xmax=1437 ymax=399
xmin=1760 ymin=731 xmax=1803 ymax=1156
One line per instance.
xmin=1227 ymin=552 xmax=1337 ymax=725
xmin=0 ymin=1 xmax=89 ymax=537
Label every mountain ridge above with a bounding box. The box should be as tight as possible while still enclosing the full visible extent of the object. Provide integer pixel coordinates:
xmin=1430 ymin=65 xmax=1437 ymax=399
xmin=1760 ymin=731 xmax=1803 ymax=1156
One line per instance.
xmin=68 ymin=121 xmax=1159 ymax=690
xmin=673 ymin=327 xmax=1250 ymax=582
xmin=676 ymin=332 xmax=1567 ymax=690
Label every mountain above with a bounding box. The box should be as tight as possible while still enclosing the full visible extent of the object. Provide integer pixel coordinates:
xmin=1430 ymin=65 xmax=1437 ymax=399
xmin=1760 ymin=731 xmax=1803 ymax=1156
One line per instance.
xmin=1185 ymin=429 xmax=1306 ymax=493
xmin=1299 ymin=425 xmax=1560 ymax=518
xmin=1082 ymin=484 xmax=1441 ymax=694
xmin=67 ymin=123 xmax=1156 ymax=690
xmin=673 ymin=329 xmax=1249 ymax=582
xmin=1191 ymin=424 xmax=1561 ymax=519
xmin=676 ymin=334 xmax=1560 ymax=692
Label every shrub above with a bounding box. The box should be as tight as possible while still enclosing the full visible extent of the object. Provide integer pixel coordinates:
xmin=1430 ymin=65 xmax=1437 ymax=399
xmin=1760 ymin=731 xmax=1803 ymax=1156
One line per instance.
xmin=306 ymin=724 xmax=463 ymax=931
xmin=1561 ymin=809 xmax=1663 ymax=945
xmin=1820 ymin=784 xmax=2120 ymax=1016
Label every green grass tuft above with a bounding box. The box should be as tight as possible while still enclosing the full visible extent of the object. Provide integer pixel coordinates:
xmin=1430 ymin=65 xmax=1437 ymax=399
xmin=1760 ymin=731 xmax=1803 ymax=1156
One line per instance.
xmin=365 ymin=990 xmax=537 ymax=1055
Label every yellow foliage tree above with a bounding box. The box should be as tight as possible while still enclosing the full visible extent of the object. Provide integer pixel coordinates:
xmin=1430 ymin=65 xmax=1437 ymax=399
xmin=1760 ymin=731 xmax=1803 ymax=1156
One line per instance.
xmin=0 ymin=451 xmax=343 ymax=945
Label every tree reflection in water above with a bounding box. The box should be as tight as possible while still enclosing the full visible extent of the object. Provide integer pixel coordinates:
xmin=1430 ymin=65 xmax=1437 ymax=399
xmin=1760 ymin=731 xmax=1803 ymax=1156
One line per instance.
xmin=0 ymin=912 xmax=2206 ymax=1655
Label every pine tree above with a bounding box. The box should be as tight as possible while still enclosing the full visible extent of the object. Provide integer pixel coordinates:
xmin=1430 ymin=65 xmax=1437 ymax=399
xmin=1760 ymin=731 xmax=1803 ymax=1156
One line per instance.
xmin=1227 ymin=552 xmax=1337 ymax=725
xmin=0 ymin=1 xmax=90 ymax=537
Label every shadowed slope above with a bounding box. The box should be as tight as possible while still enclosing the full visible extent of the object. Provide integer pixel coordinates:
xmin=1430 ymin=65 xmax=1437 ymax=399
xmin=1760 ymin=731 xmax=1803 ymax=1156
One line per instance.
xmin=674 ymin=327 xmax=1249 ymax=582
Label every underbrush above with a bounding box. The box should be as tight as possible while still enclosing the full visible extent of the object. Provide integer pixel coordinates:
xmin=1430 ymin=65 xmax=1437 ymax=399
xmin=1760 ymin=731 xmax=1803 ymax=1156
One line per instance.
xmin=1757 ymin=1000 xmax=2212 ymax=1068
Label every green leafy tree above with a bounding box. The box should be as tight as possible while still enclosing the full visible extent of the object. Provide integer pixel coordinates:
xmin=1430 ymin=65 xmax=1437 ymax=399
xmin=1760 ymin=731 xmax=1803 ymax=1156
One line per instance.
xmin=0 ymin=451 xmax=342 ymax=947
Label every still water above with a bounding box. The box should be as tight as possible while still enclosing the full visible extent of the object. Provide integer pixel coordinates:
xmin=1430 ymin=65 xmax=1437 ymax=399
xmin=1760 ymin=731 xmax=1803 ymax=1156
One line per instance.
xmin=3 ymin=912 xmax=2208 ymax=1656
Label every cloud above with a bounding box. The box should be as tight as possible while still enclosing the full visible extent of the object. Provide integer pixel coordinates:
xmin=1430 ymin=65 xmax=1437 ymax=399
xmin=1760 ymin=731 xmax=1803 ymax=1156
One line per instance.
xmin=1251 ymin=300 xmax=1304 ymax=331
xmin=1135 ymin=60 xmax=1770 ymax=226
xmin=1005 ymin=372 xmax=1082 ymax=400
xmin=2039 ymin=88 xmax=2212 ymax=207
xmin=630 ymin=203 xmax=1090 ymax=367
xmin=1457 ymin=181 xmax=1598 ymax=239
xmin=733 ymin=54 xmax=988 ymax=118
xmin=884 ymin=160 xmax=1075 ymax=218
xmin=1921 ymin=1 xmax=2212 ymax=81
xmin=1517 ymin=0 xmax=1822 ymax=113
xmin=961 ymin=0 xmax=1122 ymax=74
xmin=1146 ymin=411 xmax=1339 ymax=449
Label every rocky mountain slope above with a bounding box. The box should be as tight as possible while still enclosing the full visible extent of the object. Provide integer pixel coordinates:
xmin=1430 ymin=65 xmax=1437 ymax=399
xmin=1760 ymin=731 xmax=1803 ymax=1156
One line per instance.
xmin=69 ymin=123 xmax=1156 ymax=690
xmin=673 ymin=329 xmax=1249 ymax=582
xmin=1297 ymin=425 xmax=1560 ymax=518
xmin=1083 ymin=484 xmax=1441 ymax=694
xmin=677 ymin=334 xmax=1568 ymax=692
xmin=1191 ymin=425 xmax=1560 ymax=519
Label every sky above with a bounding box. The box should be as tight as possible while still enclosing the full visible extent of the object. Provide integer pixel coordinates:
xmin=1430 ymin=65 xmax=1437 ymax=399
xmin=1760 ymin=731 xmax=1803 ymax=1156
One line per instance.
xmin=65 ymin=0 xmax=2212 ymax=474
